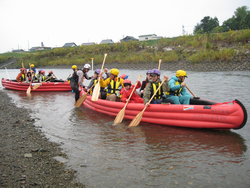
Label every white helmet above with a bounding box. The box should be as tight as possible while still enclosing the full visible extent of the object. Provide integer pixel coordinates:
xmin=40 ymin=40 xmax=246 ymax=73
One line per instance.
xmin=84 ymin=64 xmax=91 ymax=70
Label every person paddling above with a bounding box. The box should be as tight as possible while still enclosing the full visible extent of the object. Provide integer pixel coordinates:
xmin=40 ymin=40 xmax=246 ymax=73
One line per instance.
xmin=120 ymin=79 xmax=144 ymax=103
xmin=46 ymin=71 xmax=56 ymax=82
xmin=39 ymin=70 xmax=47 ymax=82
xmin=16 ymin=68 xmax=26 ymax=82
xmin=164 ymin=70 xmax=192 ymax=104
xmin=87 ymin=69 xmax=108 ymax=99
xmin=99 ymin=68 xmax=124 ymax=101
xmin=143 ymin=69 xmax=170 ymax=106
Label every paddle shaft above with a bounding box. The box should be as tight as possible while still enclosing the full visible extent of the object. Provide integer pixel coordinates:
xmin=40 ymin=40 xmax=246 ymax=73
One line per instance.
xmin=158 ymin=59 xmax=162 ymax=70
xmin=128 ymin=78 xmax=167 ymax=127
xmin=185 ymin=85 xmax=196 ymax=97
xmin=91 ymin=53 xmax=107 ymax=101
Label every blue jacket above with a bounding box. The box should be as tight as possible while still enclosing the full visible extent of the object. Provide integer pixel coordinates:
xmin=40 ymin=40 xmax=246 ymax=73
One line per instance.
xmin=167 ymin=76 xmax=191 ymax=97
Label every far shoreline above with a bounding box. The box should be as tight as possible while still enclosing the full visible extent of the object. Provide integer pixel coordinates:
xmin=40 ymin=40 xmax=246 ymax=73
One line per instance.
xmin=36 ymin=61 xmax=250 ymax=72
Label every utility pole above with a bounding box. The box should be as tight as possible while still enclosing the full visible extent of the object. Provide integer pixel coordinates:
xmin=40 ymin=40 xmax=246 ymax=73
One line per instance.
xmin=182 ymin=25 xmax=185 ymax=36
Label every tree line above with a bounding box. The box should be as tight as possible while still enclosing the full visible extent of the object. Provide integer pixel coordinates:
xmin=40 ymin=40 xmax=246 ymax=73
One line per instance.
xmin=194 ymin=6 xmax=250 ymax=34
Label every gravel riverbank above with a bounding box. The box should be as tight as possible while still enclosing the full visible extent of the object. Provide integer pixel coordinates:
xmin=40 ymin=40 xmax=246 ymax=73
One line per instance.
xmin=0 ymin=91 xmax=85 ymax=187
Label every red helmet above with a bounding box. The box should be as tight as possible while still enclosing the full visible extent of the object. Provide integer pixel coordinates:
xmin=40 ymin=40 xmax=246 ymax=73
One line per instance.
xmin=120 ymin=74 xmax=128 ymax=79
xmin=49 ymin=71 xmax=53 ymax=74
xmin=41 ymin=70 xmax=45 ymax=74
xmin=123 ymin=79 xmax=131 ymax=85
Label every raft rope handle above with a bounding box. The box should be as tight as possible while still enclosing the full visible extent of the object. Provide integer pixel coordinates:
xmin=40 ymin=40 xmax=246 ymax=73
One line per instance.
xmin=211 ymin=100 xmax=236 ymax=106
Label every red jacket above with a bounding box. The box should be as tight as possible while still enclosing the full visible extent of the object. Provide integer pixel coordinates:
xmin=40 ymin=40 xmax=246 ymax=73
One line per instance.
xmin=120 ymin=81 xmax=144 ymax=103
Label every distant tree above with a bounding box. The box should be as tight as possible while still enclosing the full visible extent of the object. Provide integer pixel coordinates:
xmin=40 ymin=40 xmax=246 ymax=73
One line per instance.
xmin=194 ymin=16 xmax=219 ymax=34
xmin=222 ymin=6 xmax=250 ymax=31
xmin=211 ymin=26 xmax=224 ymax=33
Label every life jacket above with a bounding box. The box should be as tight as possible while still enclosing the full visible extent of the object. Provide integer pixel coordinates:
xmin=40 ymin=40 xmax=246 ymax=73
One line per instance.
xmin=47 ymin=74 xmax=53 ymax=81
xmin=150 ymin=82 xmax=162 ymax=99
xmin=165 ymin=80 xmax=182 ymax=96
xmin=41 ymin=76 xmax=47 ymax=81
xmin=71 ymin=70 xmax=79 ymax=83
xmin=107 ymin=77 xmax=122 ymax=95
xmin=19 ymin=74 xmax=26 ymax=81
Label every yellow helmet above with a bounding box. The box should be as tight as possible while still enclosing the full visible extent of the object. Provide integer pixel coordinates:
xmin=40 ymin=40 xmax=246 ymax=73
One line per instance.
xmin=72 ymin=65 xmax=77 ymax=69
xmin=31 ymin=64 xmax=35 ymax=67
xmin=110 ymin=68 xmax=119 ymax=76
xmin=176 ymin=70 xmax=187 ymax=77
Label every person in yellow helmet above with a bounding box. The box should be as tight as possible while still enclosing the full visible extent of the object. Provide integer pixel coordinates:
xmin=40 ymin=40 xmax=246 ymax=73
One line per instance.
xmin=99 ymin=68 xmax=124 ymax=101
xmin=164 ymin=70 xmax=192 ymax=104
xmin=70 ymin=64 xmax=92 ymax=102
xmin=29 ymin=64 xmax=36 ymax=74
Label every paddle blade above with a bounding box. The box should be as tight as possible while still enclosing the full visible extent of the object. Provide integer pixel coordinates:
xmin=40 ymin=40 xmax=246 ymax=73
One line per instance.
xmin=33 ymin=84 xmax=41 ymax=90
xmin=26 ymin=86 xmax=31 ymax=94
xmin=128 ymin=110 xmax=144 ymax=127
xmin=113 ymin=107 xmax=126 ymax=125
xmin=91 ymin=82 xmax=100 ymax=101
xmin=75 ymin=93 xmax=88 ymax=108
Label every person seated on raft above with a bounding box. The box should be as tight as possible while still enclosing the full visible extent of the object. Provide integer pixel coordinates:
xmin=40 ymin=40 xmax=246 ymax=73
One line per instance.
xmin=16 ymin=68 xmax=26 ymax=82
xmin=99 ymin=68 xmax=124 ymax=101
xmin=164 ymin=70 xmax=192 ymax=105
xmin=25 ymin=71 xmax=34 ymax=83
xmin=46 ymin=71 xmax=57 ymax=82
xmin=31 ymin=70 xmax=37 ymax=82
xmin=139 ymin=70 xmax=152 ymax=98
xmin=36 ymin=69 xmax=43 ymax=82
xmin=29 ymin=64 xmax=36 ymax=74
xmin=87 ymin=69 xmax=108 ymax=99
xmin=39 ymin=70 xmax=47 ymax=82
xmin=143 ymin=69 xmax=171 ymax=106
xmin=120 ymin=79 xmax=144 ymax=103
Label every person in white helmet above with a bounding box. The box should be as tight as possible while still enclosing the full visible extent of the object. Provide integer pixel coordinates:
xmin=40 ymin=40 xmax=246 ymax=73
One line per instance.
xmin=71 ymin=63 xmax=92 ymax=102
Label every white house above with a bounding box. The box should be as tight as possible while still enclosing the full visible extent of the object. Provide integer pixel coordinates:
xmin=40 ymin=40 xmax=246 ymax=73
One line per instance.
xmin=138 ymin=34 xmax=163 ymax=41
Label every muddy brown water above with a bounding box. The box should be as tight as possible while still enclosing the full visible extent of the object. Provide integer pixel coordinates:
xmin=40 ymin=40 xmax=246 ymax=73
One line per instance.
xmin=1 ymin=69 xmax=250 ymax=187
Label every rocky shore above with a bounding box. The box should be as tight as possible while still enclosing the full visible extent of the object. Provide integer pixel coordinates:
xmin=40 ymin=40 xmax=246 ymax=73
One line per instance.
xmin=0 ymin=91 xmax=85 ymax=187
xmin=36 ymin=60 xmax=250 ymax=72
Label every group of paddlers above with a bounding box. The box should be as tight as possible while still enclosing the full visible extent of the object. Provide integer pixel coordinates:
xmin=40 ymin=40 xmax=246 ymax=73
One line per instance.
xmin=16 ymin=64 xmax=57 ymax=83
xmin=70 ymin=64 xmax=192 ymax=106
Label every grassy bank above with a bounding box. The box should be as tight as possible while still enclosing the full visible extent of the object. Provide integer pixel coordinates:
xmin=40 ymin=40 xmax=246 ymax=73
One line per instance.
xmin=1 ymin=29 xmax=250 ymax=68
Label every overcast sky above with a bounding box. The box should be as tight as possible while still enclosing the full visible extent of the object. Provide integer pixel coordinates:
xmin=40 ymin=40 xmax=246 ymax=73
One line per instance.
xmin=0 ymin=0 xmax=249 ymax=53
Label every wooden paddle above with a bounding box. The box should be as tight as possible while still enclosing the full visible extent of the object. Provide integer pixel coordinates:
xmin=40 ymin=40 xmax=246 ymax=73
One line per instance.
xmin=32 ymin=76 xmax=53 ymax=90
xmin=186 ymin=85 xmax=200 ymax=99
xmin=128 ymin=78 xmax=166 ymax=127
xmin=113 ymin=75 xmax=142 ymax=125
xmin=26 ymin=63 xmax=32 ymax=94
xmin=74 ymin=84 xmax=95 ymax=108
xmin=21 ymin=59 xmax=24 ymax=69
xmin=91 ymin=53 xmax=107 ymax=101
xmin=158 ymin=59 xmax=162 ymax=70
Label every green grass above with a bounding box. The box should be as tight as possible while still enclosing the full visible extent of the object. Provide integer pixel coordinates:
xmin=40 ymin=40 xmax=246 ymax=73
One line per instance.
xmin=1 ymin=29 xmax=249 ymax=68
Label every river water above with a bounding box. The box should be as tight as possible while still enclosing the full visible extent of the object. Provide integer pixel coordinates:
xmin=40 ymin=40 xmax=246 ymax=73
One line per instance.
xmin=1 ymin=68 xmax=250 ymax=187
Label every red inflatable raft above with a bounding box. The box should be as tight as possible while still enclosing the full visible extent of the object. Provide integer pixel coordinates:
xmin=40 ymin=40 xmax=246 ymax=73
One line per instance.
xmin=1 ymin=78 xmax=72 ymax=92
xmin=80 ymin=91 xmax=247 ymax=130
